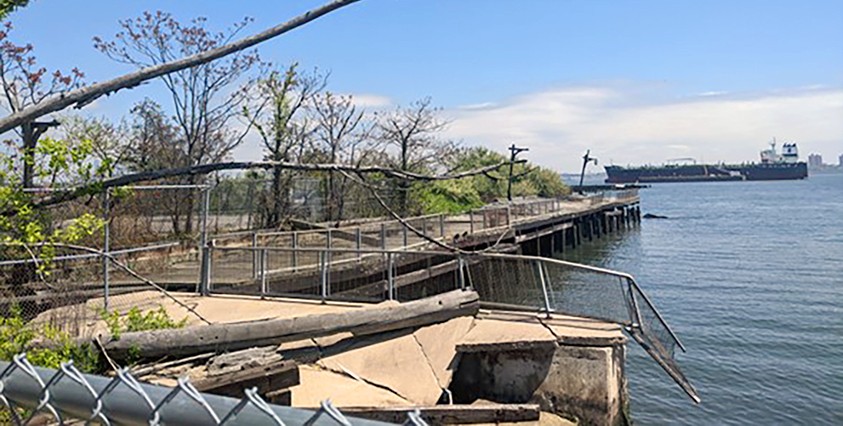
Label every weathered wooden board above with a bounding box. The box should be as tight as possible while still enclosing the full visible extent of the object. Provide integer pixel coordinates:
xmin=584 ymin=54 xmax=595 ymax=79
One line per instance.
xmin=342 ymin=404 xmax=541 ymax=424
xmin=192 ymin=360 xmax=299 ymax=398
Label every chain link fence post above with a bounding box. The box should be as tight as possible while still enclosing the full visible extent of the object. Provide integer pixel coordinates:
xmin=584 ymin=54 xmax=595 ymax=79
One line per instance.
xmin=387 ymin=252 xmax=395 ymax=301
xmin=260 ymin=249 xmax=268 ymax=299
xmin=101 ymin=188 xmax=111 ymax=312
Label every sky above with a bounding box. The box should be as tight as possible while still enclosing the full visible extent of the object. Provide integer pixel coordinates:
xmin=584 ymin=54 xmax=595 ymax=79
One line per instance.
xmin=5 ymin=0 xmax=843 ymax=172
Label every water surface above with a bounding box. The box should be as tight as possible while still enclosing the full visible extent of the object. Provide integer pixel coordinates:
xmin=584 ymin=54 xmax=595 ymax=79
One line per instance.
xmin=561 ymin=174 xmax=843 ymax=425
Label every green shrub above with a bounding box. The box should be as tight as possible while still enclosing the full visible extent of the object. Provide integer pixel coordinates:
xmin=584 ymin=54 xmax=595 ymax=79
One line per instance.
xmin=102 ymin=306 xmax=188 ymax=339
xmin=0 ymin=306 xmax=99 ymax=373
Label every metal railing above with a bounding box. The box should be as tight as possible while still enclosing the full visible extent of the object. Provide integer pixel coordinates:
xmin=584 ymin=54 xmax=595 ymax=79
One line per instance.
xmin=203 ymin=246 xmax=697 ymax=403
xmin=0 ymin=354 xmax=419 ymax=425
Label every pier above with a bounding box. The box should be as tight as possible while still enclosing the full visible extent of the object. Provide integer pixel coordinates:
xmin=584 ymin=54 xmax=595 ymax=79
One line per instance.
xmin=4 ymin=188 xmax=698 ymax=425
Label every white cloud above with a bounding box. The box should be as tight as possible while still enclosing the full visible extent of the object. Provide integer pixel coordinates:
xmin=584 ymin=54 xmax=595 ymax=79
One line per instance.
xmin=349 ymin=93 xmax=392 ymax=108
xmin=457 ymin=102 xmax=498 ymax=111
xmin=443 ymin=85 xmax=843 ymax=172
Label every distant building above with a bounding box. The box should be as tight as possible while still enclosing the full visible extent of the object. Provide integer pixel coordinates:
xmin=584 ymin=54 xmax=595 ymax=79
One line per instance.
xmin=808 ymin=153 xmax=823 ymax=168
xmin=839 ymin=153 xmax=843 ymax=168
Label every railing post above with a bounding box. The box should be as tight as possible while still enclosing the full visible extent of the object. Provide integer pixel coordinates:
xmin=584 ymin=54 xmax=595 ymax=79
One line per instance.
xmin=439 ymin=214 xmax=445 ymax=237
xmin=102 ymin=188 xmax=110 ymax=311
xmin=535 ymin=260 xmax=552 ymax=318
xmin=320 ymin=250 xmax=328 ymax=302
xmin=325 ymin=229 xmax=332 ymax=291
xmin=470 ymin=210 xmax=475 ymax=234
xmin=199 ymin=186 xmax=210 ymax=259
xmin=387 ymin=252 xmax=395 ymax=301
xmin=457 ymin=256 xmax=466 ymax=290
xmin=251 ymin=232 xmax=259 ymax=280
xmin=199 ymin=245 xmax=212 ymax=296
xmin=506 ymin=205 xmax=512 ymax=226
xmin=259 ymin=248 xmax=267 ymax=299
xmin=627 ymin=278 xmax=642 ymax=329
xmin=356 ymin=227 xmax=362 ymax=259
xmin=291 ymin=231 xmax=298 ymax=272
xmin=402 ymin=223 xmax=408 ymax=247
xmin=421 ymin=217 xmax=427 ymax=237
xmin=380 ymin=223 xmax=387 ymax=249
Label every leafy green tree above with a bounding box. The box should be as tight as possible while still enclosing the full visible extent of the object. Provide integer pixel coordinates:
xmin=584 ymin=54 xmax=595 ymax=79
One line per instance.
xmin=0 ymin=22 xmax=84 ymax=188
xmin=0 ymin=0 xmax=29 ymax=19
xmin=414 ymin=146 xmax=570 ymax=214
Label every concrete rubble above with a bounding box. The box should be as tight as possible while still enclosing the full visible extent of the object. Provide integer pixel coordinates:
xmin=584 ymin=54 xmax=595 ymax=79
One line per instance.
xmin=116 ymin=293 xmax=625 ymax=425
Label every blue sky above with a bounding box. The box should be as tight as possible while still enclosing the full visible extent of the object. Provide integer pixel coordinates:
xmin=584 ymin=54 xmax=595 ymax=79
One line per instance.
xmin=6 ymin=0 xmax=843 ymax=171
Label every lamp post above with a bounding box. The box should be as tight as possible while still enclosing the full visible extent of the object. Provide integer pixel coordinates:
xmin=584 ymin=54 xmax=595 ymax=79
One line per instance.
xmin=507 ymin=143 xmax=529 ymax=202
xmin=578 ymin=150 xmax=598 ymax=194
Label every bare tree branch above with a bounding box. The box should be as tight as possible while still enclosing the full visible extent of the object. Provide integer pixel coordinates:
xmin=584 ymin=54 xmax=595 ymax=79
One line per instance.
xmin=0 ymin=0 xmax=361 ymax=134
xmin=20 ymin=160 xmax=524 ymax=213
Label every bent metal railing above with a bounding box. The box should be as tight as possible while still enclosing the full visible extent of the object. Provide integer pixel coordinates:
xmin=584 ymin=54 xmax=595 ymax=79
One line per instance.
xmin=203 ymin=246 xmax=699 ymax=403
xmin=0 ymin=355 xmax=413 ymax=425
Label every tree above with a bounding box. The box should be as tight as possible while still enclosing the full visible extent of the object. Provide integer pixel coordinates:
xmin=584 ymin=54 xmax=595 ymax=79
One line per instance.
xmin=311 ymin=91 xmax=373 ymax=221
xmin=60 ymin=114 xmax=131 ymax=179
xmin=376 ymin=97 xmax=453 ymax=215
xmin=126 ymin=99 xmax=184 ymax=173
xmin=95 ymin=11 xmax=260 ymax=233
xmin=432 ymin=146 xmax=570 ymax=211
xmin=0 ymin=1 xmax=29 ymax=19
xmin=0 ymin=0 xmax=361 ymax=134
xmin=0 ymin=22 xmax=84 ymax=187
xmin=244 ymin=64 xmax=325 ymax=227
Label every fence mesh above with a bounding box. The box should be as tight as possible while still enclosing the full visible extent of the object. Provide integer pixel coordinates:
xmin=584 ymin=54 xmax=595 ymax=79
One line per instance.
xmin=1 ymin=185 xmax=207 ymax=333
xmin=0 ymin=355 xmax=400 ymax=425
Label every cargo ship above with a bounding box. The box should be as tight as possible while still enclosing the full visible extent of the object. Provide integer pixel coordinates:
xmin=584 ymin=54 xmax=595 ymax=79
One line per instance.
xmin=605 ymin=142 xmax=809 ymax=183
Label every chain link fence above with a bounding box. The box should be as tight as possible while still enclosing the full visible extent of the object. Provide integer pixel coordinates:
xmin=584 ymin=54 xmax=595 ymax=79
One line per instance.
xmin=1 ymin=354 xmax=420 ymax=425
xmin=1 ymin=185 xmax=210 ymax=335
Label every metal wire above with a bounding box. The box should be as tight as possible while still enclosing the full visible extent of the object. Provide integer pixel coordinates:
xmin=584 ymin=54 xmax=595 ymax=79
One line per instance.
xmin=0 ymin=354 xmax=428 ymax=425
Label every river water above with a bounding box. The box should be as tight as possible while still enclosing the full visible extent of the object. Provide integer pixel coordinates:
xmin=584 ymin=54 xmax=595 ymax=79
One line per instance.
xmin=560 ymin=173 xmax=843 ymax=425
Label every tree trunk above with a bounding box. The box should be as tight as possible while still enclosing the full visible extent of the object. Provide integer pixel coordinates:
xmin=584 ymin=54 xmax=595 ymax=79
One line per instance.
xmin=21 ymin=123 xmax=36 ymax=189
xmin=399 ymin=138 xmax=410 ymax=216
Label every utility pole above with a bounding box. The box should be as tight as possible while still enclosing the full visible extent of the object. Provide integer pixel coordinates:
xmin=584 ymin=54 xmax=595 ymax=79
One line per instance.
xmin=578 ymin=149 xmax=598 ymax=194
xmin=507 ymin=144 xmax=529 ymax=202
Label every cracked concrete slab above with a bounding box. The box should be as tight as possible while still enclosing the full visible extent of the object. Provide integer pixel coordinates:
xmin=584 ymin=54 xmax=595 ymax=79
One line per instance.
xmin=457 ymin=315 xmax=557 ymax=353
xmin=412 ymin=316 xmax=475 ymax=388
xmin=318 ymin=333 xmax=443 ymax=405
xmin=291 ymin=365 xmax=410 ymax=407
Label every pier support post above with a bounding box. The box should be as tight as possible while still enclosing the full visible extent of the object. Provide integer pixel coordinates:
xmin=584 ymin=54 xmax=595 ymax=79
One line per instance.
xmin=560 ymin=228 xmax=566 ymax=253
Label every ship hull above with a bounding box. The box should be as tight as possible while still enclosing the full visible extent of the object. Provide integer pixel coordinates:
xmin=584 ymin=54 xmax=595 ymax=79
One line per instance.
xmin=605 ymin=162 xmax=807 ymax=184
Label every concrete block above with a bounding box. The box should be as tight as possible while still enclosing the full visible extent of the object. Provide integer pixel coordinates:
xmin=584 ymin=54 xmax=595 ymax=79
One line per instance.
xmin=319 ymin=333 xmax=443 ymax=404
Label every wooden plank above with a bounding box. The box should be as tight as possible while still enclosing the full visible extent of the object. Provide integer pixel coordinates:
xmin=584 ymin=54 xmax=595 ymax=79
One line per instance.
xmin=192 ymin=360 xmax=299 ymax=398
xmin=342 ymin=404 xmax=541 ymax=424
xmin=99 ymin=289 xmax=480 ymax=360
